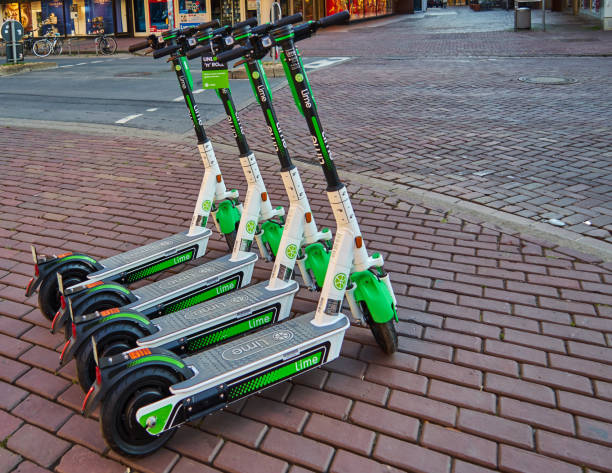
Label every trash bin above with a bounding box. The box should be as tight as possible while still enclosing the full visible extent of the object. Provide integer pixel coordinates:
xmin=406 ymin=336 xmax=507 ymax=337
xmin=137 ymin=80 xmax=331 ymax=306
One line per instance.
xmin=516 ymin=7 xmax=531 ymax=29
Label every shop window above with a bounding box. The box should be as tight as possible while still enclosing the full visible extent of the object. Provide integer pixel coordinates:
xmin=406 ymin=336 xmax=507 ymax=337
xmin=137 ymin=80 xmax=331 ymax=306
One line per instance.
xmin=179 ymin=0 xmax=207 ymax=28
xmin=148 ymin=0 xmax=172 ymax=31
xmin=134 ymin=0 xmax=146 ymax=32
xmin=113 ymin=0 xmax=128 ymax=33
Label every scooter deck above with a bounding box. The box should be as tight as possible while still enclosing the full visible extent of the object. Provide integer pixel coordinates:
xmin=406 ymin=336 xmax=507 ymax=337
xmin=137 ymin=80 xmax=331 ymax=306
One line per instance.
xmin=139 ymin=280 xmax=299 ymax=346
xmin=124 ymin=253 xmax=258 ymax=311
xmin=172 ymin=312 xmax=349 ymax=393
xmin=94 ymin=229 xmax=211 ymax=276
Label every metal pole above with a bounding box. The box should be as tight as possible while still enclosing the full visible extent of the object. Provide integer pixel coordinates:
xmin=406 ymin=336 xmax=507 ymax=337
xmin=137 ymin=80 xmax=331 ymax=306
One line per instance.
xmin=11 ymin=22 xmax=17 ymax=65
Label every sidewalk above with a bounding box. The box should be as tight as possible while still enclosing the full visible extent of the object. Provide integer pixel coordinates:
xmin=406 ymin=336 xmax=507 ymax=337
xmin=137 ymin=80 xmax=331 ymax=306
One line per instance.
xmin=1 ymin=7 xmax=612 ymax=473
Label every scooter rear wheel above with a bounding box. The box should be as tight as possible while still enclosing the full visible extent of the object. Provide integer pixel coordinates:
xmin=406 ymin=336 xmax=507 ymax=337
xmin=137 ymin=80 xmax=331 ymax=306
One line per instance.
xmin=37 ymin=262 xmax=92 ymax=320
xmin=101 ymin=366 xmax=180 ymax=456
xmin=364 ymin=304 xmax=398 ymax=355
xmin=75 ymin=322 xmax=147 ymax=392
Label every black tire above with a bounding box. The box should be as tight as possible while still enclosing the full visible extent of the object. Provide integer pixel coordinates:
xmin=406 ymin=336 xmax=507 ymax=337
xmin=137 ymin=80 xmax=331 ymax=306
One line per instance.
xmin=74 ymin=292 xmax=128 ymax=317
xmin=33 ymin=39 xmax=51 ymax=57
xmin=101 ymin=367 xmax=180 ymax=457
xmin=363 ymin=304 xmax=398 ymax=355
xmin=224 ymin=223 xmax=239 ymax=251
xmin=37 ymin=262 xmax=93 ymax=320
xmin=75 ymin=323 xmax=147 ymax=392
xmin=99 ymin=36 xmax=117 ymax=55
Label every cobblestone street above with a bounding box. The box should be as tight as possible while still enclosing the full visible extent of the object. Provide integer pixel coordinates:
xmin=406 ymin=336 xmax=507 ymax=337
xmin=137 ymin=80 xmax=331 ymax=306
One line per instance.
xmin=1 ymin=6 xmax=612 ymax=473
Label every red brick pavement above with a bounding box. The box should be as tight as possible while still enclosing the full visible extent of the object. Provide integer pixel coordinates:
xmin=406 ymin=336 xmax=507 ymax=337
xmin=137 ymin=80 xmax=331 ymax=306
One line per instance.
xmin=1 ymin=124 xmax=612 ymax=473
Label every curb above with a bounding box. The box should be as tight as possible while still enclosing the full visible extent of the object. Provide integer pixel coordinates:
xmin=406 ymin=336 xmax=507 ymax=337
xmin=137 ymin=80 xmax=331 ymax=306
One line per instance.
xmin=2 ymin=117 xmax=610 ymax=262
xmin=0 ymin=61 xmax=57 ymax=76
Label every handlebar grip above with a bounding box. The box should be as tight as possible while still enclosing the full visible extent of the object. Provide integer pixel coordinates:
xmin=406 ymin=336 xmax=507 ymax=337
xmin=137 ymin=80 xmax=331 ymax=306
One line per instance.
xmin=186 ymin=44 xmax=213 ymax=60
xmin=195 ymin=19 xmax=220 ymax=31
xmin=152 ymin=43 xmax=180 ymax=59
xmin=252 ymin=12 xmax=302 ymax=35
xmin=216 ymin=45 xmax=250 ymax=63
xmin=231 ymin=17 xmax=258 ymax=31
xmin=317 ymin=10 xmax=350 ymax=28
xmin=128 ymin=39 xmax=151 ymax=53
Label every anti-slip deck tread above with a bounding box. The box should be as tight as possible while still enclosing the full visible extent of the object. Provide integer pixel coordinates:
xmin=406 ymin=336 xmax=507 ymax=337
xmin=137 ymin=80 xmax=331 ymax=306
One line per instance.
xmin=140 ymin=281 xmax=299 ymax=341
xmin=95 ymin=230 xmax=211 ymax=273
xmin=126 ymin=253 xmax=257 ymax=306
xmin=172 ymin=312 xmax=349 ymax=391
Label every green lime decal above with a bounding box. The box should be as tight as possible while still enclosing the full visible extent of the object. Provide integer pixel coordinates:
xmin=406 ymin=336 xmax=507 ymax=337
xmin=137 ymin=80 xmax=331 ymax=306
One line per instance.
xmin=246 ymin=220 xmax=256 ymax=234
xmin=333 ymin=273 xmax=348 ymax=291
xmin=295 ymin=73 xmax=303 ymax=83
xmin=175 ymin=65 xmax=181 ymax=71
xmin=252 ymin=71 xmax=260 ymax=79
xmin=202 ymin=200 xmax=212 ymax=211
xmin=285 ymin=244 xmax=298 ymax=259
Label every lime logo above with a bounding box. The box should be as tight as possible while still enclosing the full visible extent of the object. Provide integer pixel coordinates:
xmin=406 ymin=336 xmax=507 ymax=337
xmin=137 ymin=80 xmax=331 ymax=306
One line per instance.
xmin=175 ymin=65 xmax=181 ymax=71
xmin=333 ymin=273 xmax=348 ymax=291
xmin=285 ymin=244 xmax=297 ymax=259
xmin=295 ymin=73 xmax=303 ymax=83
xmin=246 ymin=220 xmax=256 ymax=234
xmin=201 ymin=200 xmax=212 ymax=211
xmin=252 ymin=71 xmax=260 ymax=79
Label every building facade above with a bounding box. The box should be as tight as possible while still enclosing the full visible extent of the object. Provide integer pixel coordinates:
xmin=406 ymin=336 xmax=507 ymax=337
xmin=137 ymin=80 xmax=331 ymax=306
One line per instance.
xmin=0 ymin=0 xmax=394 ymax=37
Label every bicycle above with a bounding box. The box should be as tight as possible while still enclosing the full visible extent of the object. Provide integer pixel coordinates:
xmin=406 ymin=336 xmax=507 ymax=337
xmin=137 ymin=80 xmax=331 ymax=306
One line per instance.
xmin=95 ymin=33 xmax=117 ymax=55
xmin=33 ymin=32 xmax=63 ymax=57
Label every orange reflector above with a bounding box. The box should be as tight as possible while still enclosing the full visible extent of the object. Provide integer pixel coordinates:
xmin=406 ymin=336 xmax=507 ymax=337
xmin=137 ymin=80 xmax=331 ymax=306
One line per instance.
xmin=216 ymin=174 xmax=222 ymax=183
xmin=82 ymin=385 xmax=95 ymax=413
xmin=305 ymin=212 xmax=312 ymax=223
xmin=85 ymin=281 xmax=103 ymax=289
xmin=261 ymin=192 xmax=268 ymax=202
xmin=57 ymin=252 xmax=73 ymax=258
xmin=95 ymin=366 xmax=102 ymax=384
xmin=72 ymin=322 xmax=77 ymax=339
xmin=100 ymin=308 xmax=120 ymax=316
xmin=355 ymin=236 xmax=363 ymax=248
xmin=60 ymin=295 xmax=66 ymax=309
xmin=128 ymin=348 xmax=152 ymax=360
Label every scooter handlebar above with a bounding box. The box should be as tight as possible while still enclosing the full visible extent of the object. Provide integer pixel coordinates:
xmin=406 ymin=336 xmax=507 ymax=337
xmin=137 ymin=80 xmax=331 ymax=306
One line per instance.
xmin=152 ymin=43 xmax=180 ymax=59
xmin=216 ymin=45 xmax=250 ymax=63
xmin=128 ymin=39 xmax=151 ymax=53
xmin=232 ymin=17 xmax=258 ymax=31
xmin=193 ymin=19 xmax=220 ymax=32
xmin=186 ymin=44 xmax=212 ymax=60
xmin=317 ymin=10 xmax=350 ymax=28
xmin=251 ymin=12 xmax=303 ymax=35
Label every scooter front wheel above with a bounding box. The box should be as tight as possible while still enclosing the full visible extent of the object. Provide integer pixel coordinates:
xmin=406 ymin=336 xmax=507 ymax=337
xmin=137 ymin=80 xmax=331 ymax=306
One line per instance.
xmin=75 ymin=322 xmax=147 ymax=392
xmin=364 ymin=304 xmax=398 ymax=355
xmin=101 ymin=366 xmax=180 ymax=456
xmin=37 ymin=262 xmax=92 ymax=320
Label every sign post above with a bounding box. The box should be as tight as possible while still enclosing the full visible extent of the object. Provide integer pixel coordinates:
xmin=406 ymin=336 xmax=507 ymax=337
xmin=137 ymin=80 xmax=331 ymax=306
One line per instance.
xmin=1 ymin=20 xmax=25 ymax=65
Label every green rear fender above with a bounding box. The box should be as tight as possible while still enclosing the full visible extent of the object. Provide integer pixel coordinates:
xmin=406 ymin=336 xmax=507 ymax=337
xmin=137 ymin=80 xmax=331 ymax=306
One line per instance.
xmin=350 ymin=270 xmax=398 ymax=323
xmin=214 ymin=200 xmax=241 ymax=234
xmin=303 ymin=242 xmax=330 ymax=288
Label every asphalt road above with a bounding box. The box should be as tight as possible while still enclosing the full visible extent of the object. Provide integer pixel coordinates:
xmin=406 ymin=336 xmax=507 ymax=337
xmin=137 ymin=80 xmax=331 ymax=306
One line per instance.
xmin=0 ymin=54 xmax=344 ymax=134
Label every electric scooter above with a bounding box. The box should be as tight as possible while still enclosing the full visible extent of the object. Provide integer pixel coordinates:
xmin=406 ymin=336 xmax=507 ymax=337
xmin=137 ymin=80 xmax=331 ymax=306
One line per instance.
xmin=64 ymin=13 xmax=331 ymax=392
xmin=83 ymin=12 xmax=397 ymax=457
xmin=50 ymin=21 xmax=292 ymax=339
xmin=25 ymin=21 xmax=242 ymax=322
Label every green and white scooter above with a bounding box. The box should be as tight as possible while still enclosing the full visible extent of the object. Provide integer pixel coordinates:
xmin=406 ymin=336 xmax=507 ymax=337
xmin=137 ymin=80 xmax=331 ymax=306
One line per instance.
xmin=25 ymin=20 xmax=241 ymax=322
xmin=60 ymin=16 xmax=311 ymax=391
xmin=83 ymin=12 xmax=397 ymax=457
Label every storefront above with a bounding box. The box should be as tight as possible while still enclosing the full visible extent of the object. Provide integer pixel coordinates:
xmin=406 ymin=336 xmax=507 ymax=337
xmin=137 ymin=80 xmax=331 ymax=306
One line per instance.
xmin=1 ymin=0 xmax=396 ymax=37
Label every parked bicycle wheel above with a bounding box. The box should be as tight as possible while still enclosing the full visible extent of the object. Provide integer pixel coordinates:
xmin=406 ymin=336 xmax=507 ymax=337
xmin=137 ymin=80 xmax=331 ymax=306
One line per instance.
xmin=98 ymin=36 xmax=117 ymax=55
xmin=33 ymin=39 xmax=52 ymax=57
xmin=52 ymin=39 xmax=63 ymax=55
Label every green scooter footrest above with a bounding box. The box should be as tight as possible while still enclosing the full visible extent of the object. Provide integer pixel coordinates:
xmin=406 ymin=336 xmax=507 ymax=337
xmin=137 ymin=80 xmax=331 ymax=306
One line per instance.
xmin=303 ymin=243 xmax=330 ymax=288
xmin=260 ymin=220 xmax=284 ymax=258
xmin=215 ymin=200 xmax=241 ymax=234
xmin=350 ymin=270 xmax=397 ymax=323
